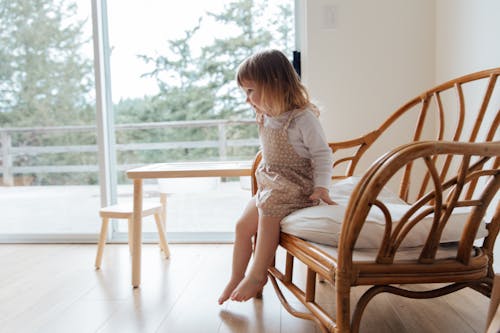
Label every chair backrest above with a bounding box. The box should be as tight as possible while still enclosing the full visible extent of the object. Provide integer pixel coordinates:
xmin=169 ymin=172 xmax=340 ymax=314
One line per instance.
xmin=330 ymin=67 xmax=500 ymax=204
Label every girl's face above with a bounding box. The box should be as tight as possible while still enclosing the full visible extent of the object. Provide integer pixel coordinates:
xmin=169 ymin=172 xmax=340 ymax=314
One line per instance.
xmin=240 ymin=80 xmax=267 ymax=115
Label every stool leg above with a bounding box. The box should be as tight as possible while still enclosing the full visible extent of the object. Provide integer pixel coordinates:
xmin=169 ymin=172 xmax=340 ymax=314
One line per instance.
xmin=160 ymin=193 xmax=167 ymax=251
xmin=95 ymin=217 xmax=110 ymax=269
xmin=127 ymin=217 xmax=134 ymax=256
xmin=154 ymin=212 xmax=170 ymax=258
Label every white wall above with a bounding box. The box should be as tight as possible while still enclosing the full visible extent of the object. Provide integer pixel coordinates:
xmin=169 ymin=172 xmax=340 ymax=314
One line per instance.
xmin=300 ymin=0 xmax=435 ymax=144
xmin=436 ymin=0 xmax=500 ymax=82
xmin=301 ymin=0 xmax=500 ymax=144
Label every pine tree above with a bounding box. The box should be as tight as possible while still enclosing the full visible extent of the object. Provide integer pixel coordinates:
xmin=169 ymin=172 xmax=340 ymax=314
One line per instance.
xmin=0 ymin=0 xmax=93 ymax=128
xmin=135 ymin=0 xmax=294 ymax=122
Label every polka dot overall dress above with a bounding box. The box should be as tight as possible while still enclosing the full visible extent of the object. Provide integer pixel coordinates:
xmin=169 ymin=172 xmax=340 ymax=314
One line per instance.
xmin=255 ymin=110 xmax=315 ymax=219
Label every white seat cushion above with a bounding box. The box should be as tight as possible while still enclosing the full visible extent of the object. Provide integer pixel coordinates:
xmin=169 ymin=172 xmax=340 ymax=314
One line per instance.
xmin=281 ymin=177 xmax=489 ymax=248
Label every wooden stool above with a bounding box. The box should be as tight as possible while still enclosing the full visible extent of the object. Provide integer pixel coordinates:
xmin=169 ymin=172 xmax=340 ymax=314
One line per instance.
xmin=95 ymin=200 xmax=170 ymax=269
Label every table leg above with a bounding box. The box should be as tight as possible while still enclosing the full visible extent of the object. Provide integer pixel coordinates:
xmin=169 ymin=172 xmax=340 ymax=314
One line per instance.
xmin=132 ymin=179 xmax=143 ymax=288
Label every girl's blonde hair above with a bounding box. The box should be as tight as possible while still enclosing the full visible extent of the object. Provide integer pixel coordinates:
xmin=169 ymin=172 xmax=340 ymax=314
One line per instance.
xmin=236 ymin=49 xmax=312 ymax=117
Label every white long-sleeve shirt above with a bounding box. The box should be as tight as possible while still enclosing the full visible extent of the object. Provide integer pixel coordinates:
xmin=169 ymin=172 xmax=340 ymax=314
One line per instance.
xmin=262 ymin=108 xmax=333 ymax=189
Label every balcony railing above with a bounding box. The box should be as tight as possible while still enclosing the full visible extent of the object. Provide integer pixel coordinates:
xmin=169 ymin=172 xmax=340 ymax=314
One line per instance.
xmin=0 ymin=119 xmax=259 ymax=186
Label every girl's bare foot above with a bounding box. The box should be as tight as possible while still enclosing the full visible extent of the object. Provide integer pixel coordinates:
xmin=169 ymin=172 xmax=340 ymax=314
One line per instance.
xmin=230 ymin=275 xmax=267 ymax=302
xmin=218 ymin=278 xmax=242 ymax=305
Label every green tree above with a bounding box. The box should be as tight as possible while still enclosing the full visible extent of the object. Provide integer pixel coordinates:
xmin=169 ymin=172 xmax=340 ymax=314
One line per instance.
xmin=133 ymin=0 xmax=294 ymax=122
xmin=0 ymin=0 xmax=94 ymax=128
xmin=0 ymin=0 xmax=95 ymax=185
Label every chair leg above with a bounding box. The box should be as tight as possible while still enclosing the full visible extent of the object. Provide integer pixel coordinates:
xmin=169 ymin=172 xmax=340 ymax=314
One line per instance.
xmin=487 ymin=274 xmax=500 ymax=331
xmin=154 ymin=212 xmax=170 ymax=258
xmin=95 ymin=217 xmax=110 ymax=269
xmin=127 ymin=218 xmax=134 ymax=256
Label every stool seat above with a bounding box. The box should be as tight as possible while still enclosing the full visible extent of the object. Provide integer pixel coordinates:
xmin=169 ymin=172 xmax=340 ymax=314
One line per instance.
xmin=99 ymin=201 xmax=162 ymax=218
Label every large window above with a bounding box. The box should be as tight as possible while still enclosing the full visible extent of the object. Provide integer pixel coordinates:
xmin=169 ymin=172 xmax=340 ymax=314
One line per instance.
xmin=0 ymin=0 xmax=295 ymax=242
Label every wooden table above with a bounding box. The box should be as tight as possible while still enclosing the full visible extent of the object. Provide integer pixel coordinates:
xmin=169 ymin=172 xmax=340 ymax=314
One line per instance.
xmin=126 ymin=161 xmax=253 ymax=288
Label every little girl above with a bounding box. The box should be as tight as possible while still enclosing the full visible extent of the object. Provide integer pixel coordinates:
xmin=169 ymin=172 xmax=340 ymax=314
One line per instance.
xmin=218 ymin=49 xmax=335 ymax=304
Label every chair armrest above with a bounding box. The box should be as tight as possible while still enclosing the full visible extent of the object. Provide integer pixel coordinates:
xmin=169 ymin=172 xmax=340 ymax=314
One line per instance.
xmin=328 ymin=130 xmax=380 ymax=179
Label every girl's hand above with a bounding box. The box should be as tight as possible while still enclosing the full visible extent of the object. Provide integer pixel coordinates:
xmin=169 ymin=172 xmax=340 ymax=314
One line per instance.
xmin=309 ymin=187 xmax=337 ymax=205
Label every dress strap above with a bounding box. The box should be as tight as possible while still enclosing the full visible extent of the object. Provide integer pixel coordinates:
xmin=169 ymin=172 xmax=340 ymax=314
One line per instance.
xmin=283 ymin=109 xmax=300 ymax=130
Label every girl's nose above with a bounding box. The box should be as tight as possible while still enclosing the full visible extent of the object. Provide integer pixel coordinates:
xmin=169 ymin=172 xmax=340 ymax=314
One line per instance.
xmin=245 ymin=96 xmax=250 ymax=103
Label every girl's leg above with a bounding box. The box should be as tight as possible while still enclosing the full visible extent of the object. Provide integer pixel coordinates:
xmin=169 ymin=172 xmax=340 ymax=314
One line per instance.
xmin=230 ymin=214 xmax=281 ymax=302
xmin=218 ymin=197 xmax=259 ymax=305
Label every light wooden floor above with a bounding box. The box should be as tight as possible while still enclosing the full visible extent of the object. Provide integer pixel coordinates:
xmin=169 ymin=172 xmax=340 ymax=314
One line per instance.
xmin=0 ymin=243 xmax=489 ymax=333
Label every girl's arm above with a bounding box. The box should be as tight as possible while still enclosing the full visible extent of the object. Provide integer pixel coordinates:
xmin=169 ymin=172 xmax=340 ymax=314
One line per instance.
xmin=298 ymin=111 xmax=333 ymax=189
